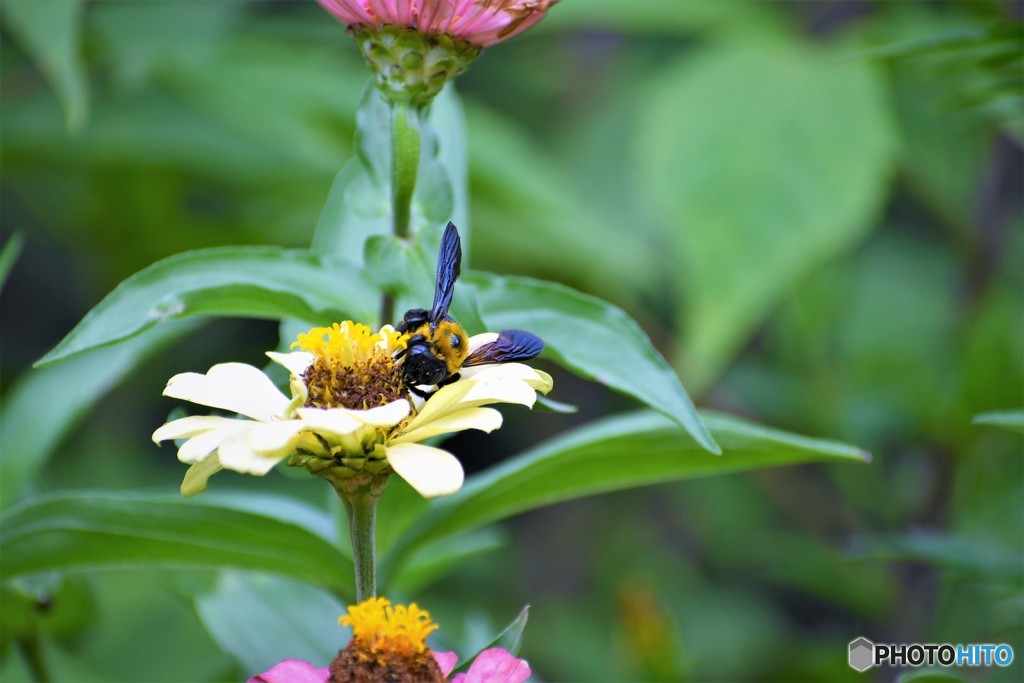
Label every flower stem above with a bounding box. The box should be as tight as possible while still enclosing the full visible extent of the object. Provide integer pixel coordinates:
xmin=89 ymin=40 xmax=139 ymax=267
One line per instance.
xmin=343 ymin=489 xmax=379 ymax=602
xmin=390 ymin=101 xmax=420 ymax=240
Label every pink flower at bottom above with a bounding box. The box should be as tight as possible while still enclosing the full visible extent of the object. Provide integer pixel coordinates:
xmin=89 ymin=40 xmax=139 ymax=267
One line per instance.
xmin=247 ymin=659 xmax=329 ymax=683
xmin=317 ymin=0 xmax=558 ymax=47
xmin=248 ymin=648 xmax=529 ymax=683
xmin=447 ymin=647 xmax=531 ymax=683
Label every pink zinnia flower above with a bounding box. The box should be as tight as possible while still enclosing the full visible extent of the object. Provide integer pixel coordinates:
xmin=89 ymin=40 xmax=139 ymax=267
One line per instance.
xmin=248 ymin=649 xmax=529 ymax=683
xmin=317 ymin=0 xmax=558 ymax=47
xmin=248 ymin=598 xmax=532 ymax=682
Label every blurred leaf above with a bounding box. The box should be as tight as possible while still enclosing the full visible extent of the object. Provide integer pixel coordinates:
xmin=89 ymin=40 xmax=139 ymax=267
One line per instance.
xmin=89 ymin=0 xmax=243 ymax=88
xmin=450 ymin=605 xmax=530 ymax=675
xmin=634 ymin=39 xmax=895 ymax=390
xmin=36 ymin=247 xmax=376 ymax=367
xmin=0 ymin=321 xmax=198 ymax=508
xmin=0 ymin=231 xmax=25 ymax=292
xmin=855 ymin=19 xmax=1023 ymax=140
xmin=381 ymin=410 xmax=868 ymax=583
xmin=195 ymin=571 xmax=347 ymax=676
xmin=538 ymin=0 xmax=784 ymax=37
xmin=470 ymin=272 xmax=719 ymax=453
xmin=0 ymin=493 xmax=353 ymax=596
xmin=467 ymin=103 xmax=653 ymax=298
xmin=1 ymin=0 xmax=87 ymax=129
xmin=849 ymin=532 xmax=1024 ymax=579
xmin=391 ymin=528 xmax=506 ymax=596
xmin=973 ymin=410 xmax=1024 ymax=434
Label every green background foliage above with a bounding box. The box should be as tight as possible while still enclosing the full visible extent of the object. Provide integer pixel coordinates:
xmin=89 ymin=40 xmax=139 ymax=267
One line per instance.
xmin=1 ymin=1 xmax=1022 ymax=681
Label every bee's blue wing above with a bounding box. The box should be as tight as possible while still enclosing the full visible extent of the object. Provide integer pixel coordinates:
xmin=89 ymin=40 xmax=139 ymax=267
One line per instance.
xmin=429 ymin=222 xmax=462 ymax=322
xmin=464 ymin=329 xmax=544 ymax=366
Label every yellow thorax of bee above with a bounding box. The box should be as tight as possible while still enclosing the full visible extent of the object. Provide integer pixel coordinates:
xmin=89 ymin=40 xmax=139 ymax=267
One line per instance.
xmin=425 ymin=320 xmax=469 ymax=375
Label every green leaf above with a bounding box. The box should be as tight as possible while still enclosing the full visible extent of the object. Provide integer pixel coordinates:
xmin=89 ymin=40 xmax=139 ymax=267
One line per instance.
xmin=1 ymin=321 xmax=199 ymax=508
xmin=1 ymin=0 xmax=87 ymax=129
xmin=0 ymin=231 xmax=25 ymax=292
xmin=634 ymin=39 xmax=895 ymax=390
xmin=196 ymin=571 xmax=347 ymax=675
xmin=469 ymin=272 xmax=719 ymax=453
xmin=36 ymin=247 xmax=376 ymax=367
xmin=0 ymin=493 xmax=353 ymax=596
xmin=973 ymin=409 xmax=1024 ymax=435
xmin=381 ymin=410 xmax=868 ymax=583
xmin=450 ymin=605 xmax=530 ymax=675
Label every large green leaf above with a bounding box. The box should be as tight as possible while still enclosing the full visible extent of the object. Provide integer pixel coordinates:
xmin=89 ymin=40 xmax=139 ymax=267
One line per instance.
xmin=381 ymin=410 xmax=868 ymax=583
xmin=1 ymin=321 xmax=198 ymax=508
xmin=0 ymin=494 xmax=353 ymax=596
xmin=469 ymin=273 xmax=719 ymax=453
xmin=36 ymin=247 xmax=376 ymax=367
xmin=972 ymin=410 xmax=1024 ymax=435
xmin=634 ymin=39 xmax=895 ymax=390
xmin=1 ymin=0 xmax=87 ymax=129
xmin=196 ymin=571 xmax=348 ymax=675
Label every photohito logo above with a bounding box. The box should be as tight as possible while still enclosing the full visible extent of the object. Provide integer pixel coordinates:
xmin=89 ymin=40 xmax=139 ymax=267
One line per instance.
xmin=848 ymin=637 xmax=1014 ymax=671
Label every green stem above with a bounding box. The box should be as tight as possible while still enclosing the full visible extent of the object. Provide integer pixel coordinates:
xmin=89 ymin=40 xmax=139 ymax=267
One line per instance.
xmin=390 ymin=101 xmax=420 ymax=240
xmin=16 ymin=634 xmax=50 ymax=683
xmin=343 ymin=489 xmax=379 ymax=602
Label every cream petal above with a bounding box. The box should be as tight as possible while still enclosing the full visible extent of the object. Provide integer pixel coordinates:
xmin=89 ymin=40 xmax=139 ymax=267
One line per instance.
xmin=266 ymin=351 xmax=314 ymax=377
xmin=401 ymin=381 xmax=475 ymax=433
xmin=462 ymin=379 xmax=537 ymax=408
xmin=527 ymin=369 xmax=554 ymax=394
xmin=466 ymin=332 xmax=499 ymax=354
xmin=152 ymin=415 xmax=248 ymax=444
xmin=163 ymin=363 xmax=289 ymax=422
xmin=296 ymin=407 xmax=362 ymax=436
xmin=350 ymin=400 xmax=411 ymax=427
xmin=392 ymin=407 xmax=502 ymax=444
xmin=461 ymin=363 xmax=543 ymax=384
xmin=217 ymin=431 xmax=285 ymax=475
xmin=177 ymin=427 xmax=247 ymax=464
xmin=247 ymin=420 xmax=306 ymax=455
xmin=180 ymin=453 xmax=224 ymax=498
xmin=385 ymin=443 xmax=464 ymax=498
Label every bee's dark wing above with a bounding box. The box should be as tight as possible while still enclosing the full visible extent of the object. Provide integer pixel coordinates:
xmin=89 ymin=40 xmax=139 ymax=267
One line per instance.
xmin=429 ymin=222 xmax=462 ymax=322
xmin=464 ymin=329 xmax=544 ymax=366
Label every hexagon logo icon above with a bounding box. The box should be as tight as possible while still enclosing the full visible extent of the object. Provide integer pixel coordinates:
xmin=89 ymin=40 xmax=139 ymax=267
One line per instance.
xmin=849 ymin=637 xmax=875 ymax=672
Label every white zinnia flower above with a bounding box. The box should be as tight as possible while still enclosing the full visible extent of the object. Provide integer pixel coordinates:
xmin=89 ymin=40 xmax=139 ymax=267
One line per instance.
xmin=152 ymin=322 xmax=551 ymax=499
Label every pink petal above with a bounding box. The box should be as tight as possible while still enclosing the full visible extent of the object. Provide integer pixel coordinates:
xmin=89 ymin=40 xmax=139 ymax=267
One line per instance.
xmin=434 ymin=650 xmax=459 ymax=677
xmin=463 ymin=648 xmax=531 ymax=683
xmin=247 ymin=659 xmax=329 ymax=683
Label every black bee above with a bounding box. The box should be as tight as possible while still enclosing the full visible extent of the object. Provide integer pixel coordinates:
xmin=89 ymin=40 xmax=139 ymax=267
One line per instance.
xmin=395 ymin=222 xmax=543 ymax=397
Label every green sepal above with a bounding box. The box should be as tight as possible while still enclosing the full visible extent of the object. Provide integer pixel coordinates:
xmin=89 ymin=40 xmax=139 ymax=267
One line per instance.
xmin=351 ymin=25 xmax=480 ymax=109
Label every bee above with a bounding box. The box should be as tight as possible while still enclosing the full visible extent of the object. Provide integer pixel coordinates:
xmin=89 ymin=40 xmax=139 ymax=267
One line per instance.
xmin=395 ymin=222 xmax=544 ymax=398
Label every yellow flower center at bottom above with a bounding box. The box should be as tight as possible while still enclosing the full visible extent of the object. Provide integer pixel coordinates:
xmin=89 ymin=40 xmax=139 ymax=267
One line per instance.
xmin=330 ymin=598 xmax=444 ymax=683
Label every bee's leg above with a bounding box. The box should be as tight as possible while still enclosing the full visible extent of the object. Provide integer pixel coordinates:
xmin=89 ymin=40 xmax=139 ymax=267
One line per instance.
xmin=437 ymin=372 xmax=461 ymax=388
xmin=408 ymin=385 xmax=434 ymax=399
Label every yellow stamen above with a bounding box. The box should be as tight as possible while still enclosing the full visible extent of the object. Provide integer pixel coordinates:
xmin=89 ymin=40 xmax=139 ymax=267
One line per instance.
xmin=339 ymin=597 xmax=439 ymax=656
xmin=291 ymin=321 xmax=407 ymax=363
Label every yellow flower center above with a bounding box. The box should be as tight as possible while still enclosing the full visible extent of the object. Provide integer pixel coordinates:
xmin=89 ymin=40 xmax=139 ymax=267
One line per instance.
xmin=291 ymin=322 xmax=409 ymax=410
xmin=339 ymin=597 xmax=439 ymax=656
